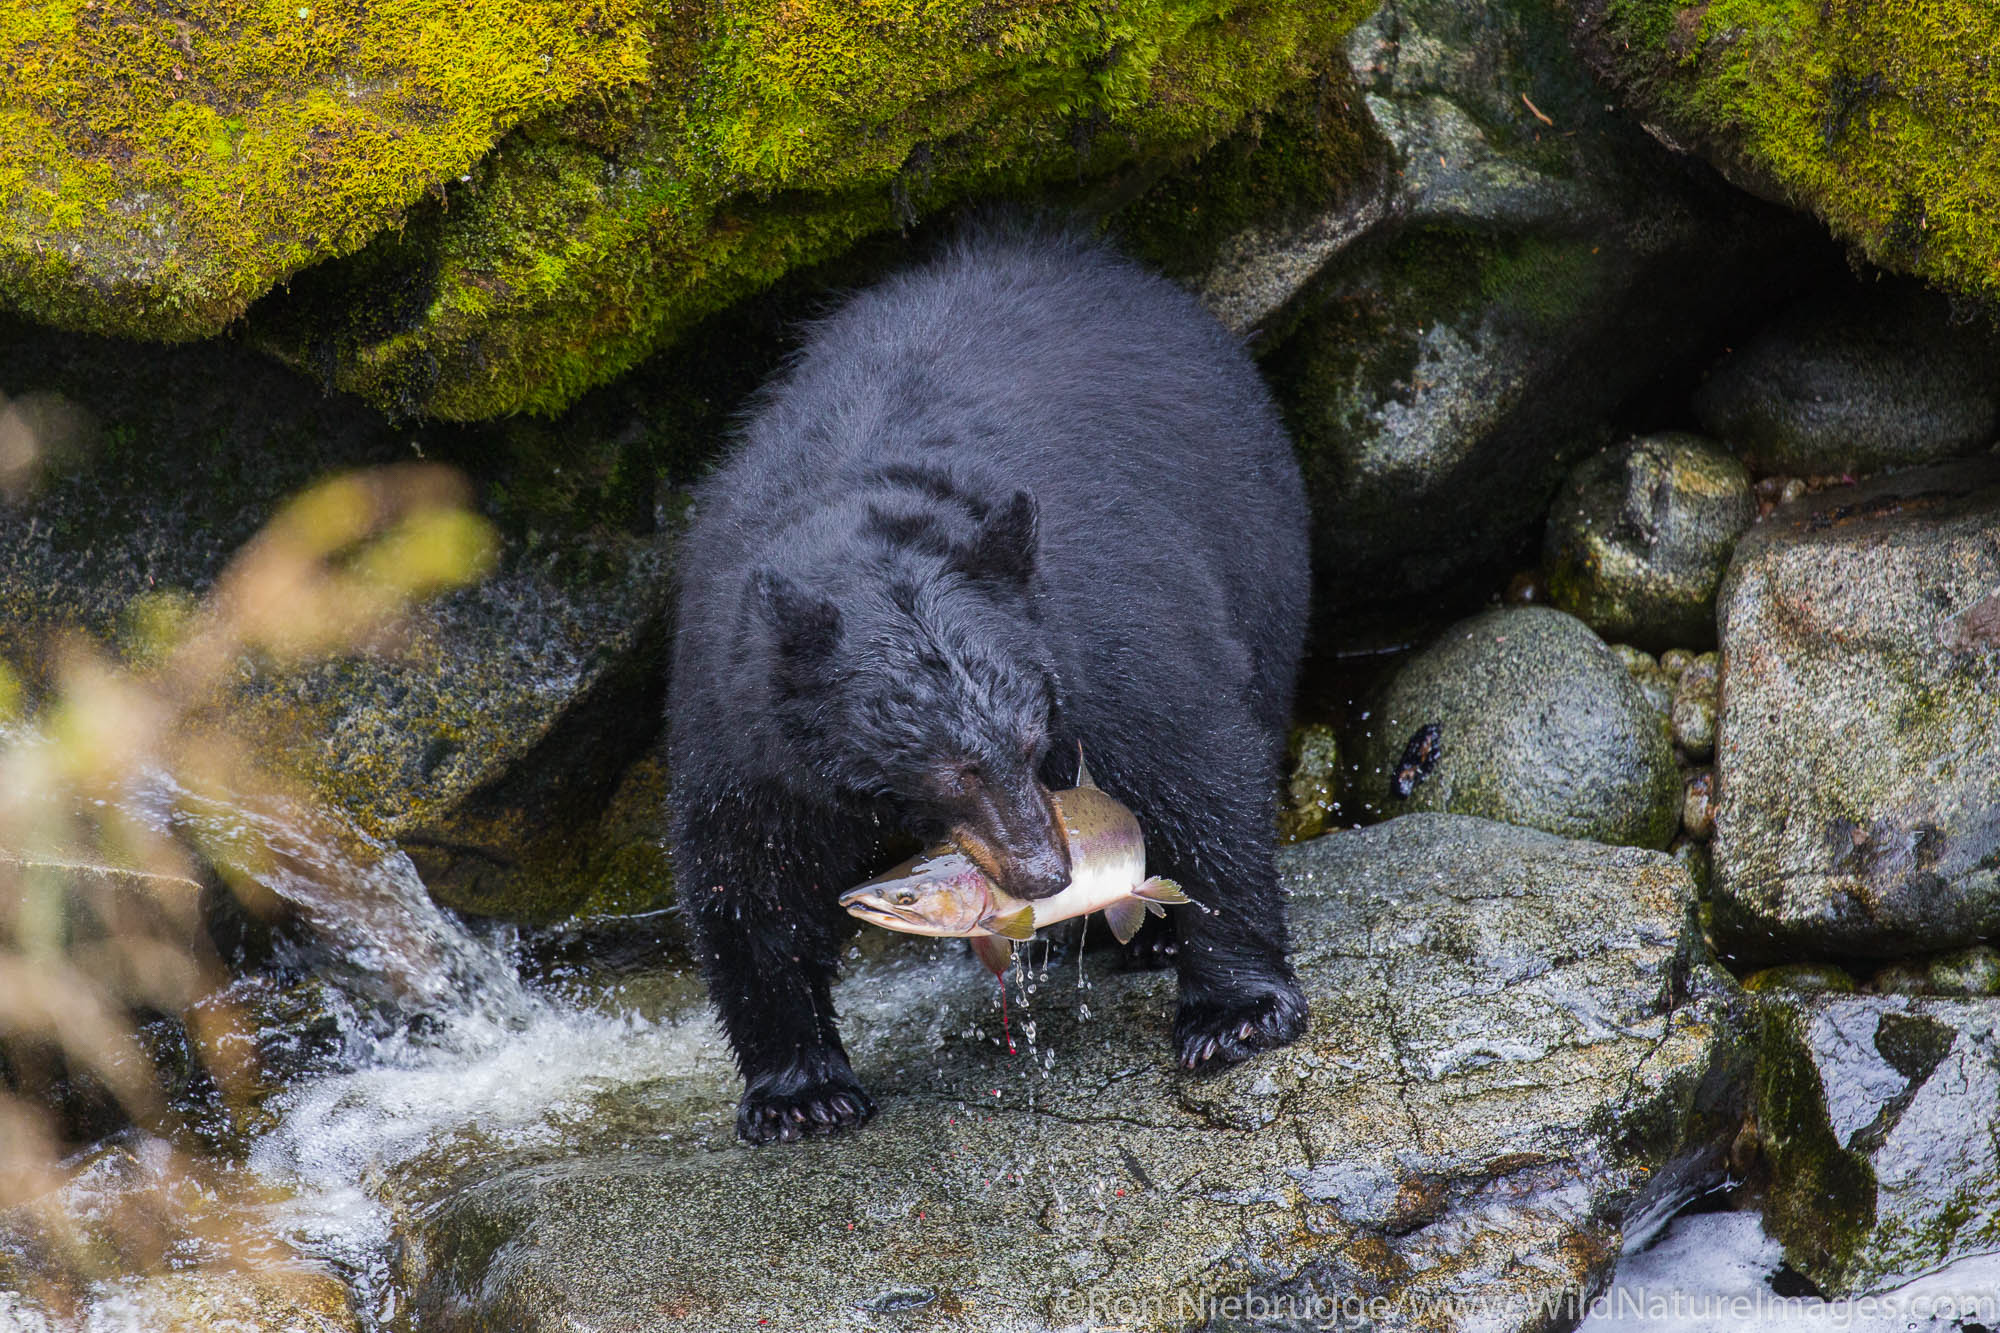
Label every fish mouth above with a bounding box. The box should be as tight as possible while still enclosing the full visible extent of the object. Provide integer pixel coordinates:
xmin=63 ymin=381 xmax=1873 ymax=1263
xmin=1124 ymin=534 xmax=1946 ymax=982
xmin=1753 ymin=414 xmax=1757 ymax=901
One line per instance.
xmin=839 ymin=893 xmax=954 ymax=936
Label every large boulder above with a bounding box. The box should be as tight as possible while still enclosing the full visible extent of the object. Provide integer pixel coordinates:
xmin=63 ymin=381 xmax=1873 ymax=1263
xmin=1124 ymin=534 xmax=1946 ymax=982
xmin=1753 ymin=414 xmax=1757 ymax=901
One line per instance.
xmin=1572 ymin=1 xmax=2000 ymax=307
xmin=2 ymin=0 xmax=1375 ymax=419
xmin=1258 ymin=0 xmax=1802 ymax=608
xmin=1752 ymin=992 xmax=2000 ymax=1296
xmin=1355 ymin=607 xmax=1682 ymax=848
xmin=384 ymin=816 xmax=1738 ymax=1332
xmin=1693 ymin=283 xmax=2000 ymax=477
xmin=1712 ymin=460 xmax=2000 ymax=962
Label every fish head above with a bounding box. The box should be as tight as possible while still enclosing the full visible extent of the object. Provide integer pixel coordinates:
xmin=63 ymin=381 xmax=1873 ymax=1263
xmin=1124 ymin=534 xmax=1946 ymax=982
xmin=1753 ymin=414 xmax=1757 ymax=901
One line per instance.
xmin=839 ymin=849 xmax=996 ymax=937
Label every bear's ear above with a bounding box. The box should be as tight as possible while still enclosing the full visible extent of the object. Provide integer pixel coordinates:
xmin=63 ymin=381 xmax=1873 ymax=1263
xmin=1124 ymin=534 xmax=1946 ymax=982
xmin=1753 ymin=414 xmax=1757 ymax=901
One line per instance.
xmin=955 ymin=490 xmax=1037 ymax=587
xmin=751 ymin=568 xmax=842 ymax=686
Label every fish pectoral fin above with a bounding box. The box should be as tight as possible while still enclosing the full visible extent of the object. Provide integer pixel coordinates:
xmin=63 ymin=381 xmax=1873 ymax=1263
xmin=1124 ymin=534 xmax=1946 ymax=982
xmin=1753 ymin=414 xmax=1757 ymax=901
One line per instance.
xmin=1102 ymin=897 xmax=1147 ymax=945
xmin=983 ymin=903 xmax=1037 ymax=941
xmin=1075 ymin=744 xmax=1098 ymax=790
xmin=970 ymin=934 xmax=1015 ymax=976
xmin=1133 ymin=877 xmax=1189 ymax=905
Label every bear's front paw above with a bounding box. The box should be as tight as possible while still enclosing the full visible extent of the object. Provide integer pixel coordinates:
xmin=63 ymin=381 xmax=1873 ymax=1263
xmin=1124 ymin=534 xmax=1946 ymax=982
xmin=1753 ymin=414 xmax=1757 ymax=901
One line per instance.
xmin=1174 ymin=982 xmax=1309 ymax=1071
xmin=736 ymin=1070 xmax=876 ymax=1145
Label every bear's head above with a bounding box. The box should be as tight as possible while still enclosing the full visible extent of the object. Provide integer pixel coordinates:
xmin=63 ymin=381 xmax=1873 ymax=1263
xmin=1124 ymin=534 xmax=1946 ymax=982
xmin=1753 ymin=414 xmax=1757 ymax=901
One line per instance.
xmin=751 ymin=490 xmax=1071 ymax=900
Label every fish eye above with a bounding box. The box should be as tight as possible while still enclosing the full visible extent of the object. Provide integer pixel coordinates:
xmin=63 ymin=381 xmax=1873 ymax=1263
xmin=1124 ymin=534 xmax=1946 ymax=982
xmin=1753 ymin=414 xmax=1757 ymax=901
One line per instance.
xmin=893 ymin=889 xmax=918 ymax=905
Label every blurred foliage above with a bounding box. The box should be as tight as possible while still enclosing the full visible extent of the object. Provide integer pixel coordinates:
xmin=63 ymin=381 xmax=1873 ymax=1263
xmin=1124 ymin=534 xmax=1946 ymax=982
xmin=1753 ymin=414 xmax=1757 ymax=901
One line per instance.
xmin=0 ymin=387 xmax=494 ymax=1320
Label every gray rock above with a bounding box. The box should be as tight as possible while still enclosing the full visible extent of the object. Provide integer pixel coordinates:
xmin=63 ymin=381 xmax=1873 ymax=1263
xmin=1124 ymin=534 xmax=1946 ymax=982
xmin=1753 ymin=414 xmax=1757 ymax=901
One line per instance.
xmin=391 ymin=816 xmax=1730 ymax=1333
xmin=1263 ymin=0 xmax=1800 ymax=609
xmin=1694 ymin=283 xmax=2000 ymax=476
xmin=1544 ymin=435 xmax=1754 ymax=651
xmin=1712 ymin=460 xmax=2000 ymax=961
xmin=1754 ymin=993 xmax=2000 ymax=1295
xmin=1356 ymin=607 xmax=1681 ymax=848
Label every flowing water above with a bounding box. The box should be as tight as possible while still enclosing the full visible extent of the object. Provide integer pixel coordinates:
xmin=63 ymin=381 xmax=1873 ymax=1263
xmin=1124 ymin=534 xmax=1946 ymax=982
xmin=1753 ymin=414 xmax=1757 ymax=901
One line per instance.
xmin=8 ymin=764 xmax=1067 ymax=1330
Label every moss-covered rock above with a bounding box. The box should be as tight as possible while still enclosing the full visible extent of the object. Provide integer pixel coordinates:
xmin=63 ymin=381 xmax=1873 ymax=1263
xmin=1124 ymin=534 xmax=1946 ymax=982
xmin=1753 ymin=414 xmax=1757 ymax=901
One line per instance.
xmin=1355 ymin=607 xmax=1682 ymax=849
xmin=0 ymin=314 xmax=676 ymax=923
xmin=1711 ymin=459 xmax=2000 ymax=963
xmin=0 ymin=0 xmax=653 ymax=341
xmin=0 ymin=0 xmax=1375 ymax=418
xmin=1276 ymin=722 xmax=1342 ymax=844
xmin=1573 ymin=0 xmax=2000 ymax=306
xmin=1753 ymin=992 xmax=2000 ymax=1296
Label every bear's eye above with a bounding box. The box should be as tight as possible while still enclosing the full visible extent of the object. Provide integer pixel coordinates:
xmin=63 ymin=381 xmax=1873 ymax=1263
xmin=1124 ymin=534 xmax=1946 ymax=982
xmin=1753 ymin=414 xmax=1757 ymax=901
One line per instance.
xmin=932 ymin=762 xmax=979 ymax=799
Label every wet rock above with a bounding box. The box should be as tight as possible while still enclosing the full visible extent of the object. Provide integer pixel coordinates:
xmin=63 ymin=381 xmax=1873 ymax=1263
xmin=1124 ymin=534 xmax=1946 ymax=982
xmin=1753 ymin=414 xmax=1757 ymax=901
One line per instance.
xmin=391 ymin=815 xmax=1733 ymax=1333
xmin=1264 ymin=0 xmax=1801 ymax=610
xmin=1544 ymin=434 xmax=1754 ymax=651
xmin=0 ymin=319 xmax=676 ymax=924
xmin=1356 ymin=608 xmax=1680 ymax=848
xmin=1693 ymin=284 xmax=2000 ymax=477
xmin=1611 ymin=644 xmax=1675 ymax=715
xmin=1754 ymin=993 xmax=2000 ymax=1295
xmin=1669 ymin=653 xmax=1719 ymax=758
xmin=1670 ymin=838 xmax=1711 ymax=901
xmin=1711 ymin=459 xmax=2000 ymax=962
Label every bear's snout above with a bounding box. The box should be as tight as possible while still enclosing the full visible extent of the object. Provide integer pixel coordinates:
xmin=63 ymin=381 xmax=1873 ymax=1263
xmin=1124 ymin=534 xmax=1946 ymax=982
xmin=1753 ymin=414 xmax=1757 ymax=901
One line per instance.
xmin=952 ymin=778 xmax=1072 ymax=901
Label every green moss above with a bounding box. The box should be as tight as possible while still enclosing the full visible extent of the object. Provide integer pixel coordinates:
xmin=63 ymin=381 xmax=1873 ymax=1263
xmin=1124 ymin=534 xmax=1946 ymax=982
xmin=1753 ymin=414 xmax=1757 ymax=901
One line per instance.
xmin=1754 ymin=998 xmax=1878 ymax=1283
xmin=1583 ymin=0 xmax=2000 ymax=303
xmin=0 ymin=0 xmax=651 ymax=336
xmin=248 ymin=0 xmax=1369 ymax=418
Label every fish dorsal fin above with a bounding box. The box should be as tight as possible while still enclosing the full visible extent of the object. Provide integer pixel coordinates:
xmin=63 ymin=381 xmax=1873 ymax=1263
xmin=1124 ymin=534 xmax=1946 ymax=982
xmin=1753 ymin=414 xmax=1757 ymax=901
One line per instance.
xmin=1075 ymin=743 xmax=1097 ymax=790
xmin=984 ymin=902 xmax=1036 ymax=941
xmin=1132 ymin=877 xmax=1188 ymax=905
xmin=970 ymin=935 xmax=1014 ymax=976
xmin=1102 ymin=897 xmax=1146 ymax=945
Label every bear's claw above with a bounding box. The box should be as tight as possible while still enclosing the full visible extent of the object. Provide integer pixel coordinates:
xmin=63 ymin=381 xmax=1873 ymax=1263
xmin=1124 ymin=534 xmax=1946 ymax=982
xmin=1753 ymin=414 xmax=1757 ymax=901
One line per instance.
xmin=737 ymin=1076 xmax=876 ymax=1145
xmin=1174 ymin=982 xmax=1309 ymax=1072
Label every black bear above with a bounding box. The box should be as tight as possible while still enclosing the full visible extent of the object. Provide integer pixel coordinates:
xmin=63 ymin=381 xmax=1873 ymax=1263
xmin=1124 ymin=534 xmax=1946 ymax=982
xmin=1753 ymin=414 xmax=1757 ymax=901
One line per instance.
xmin=668 ymin=224 xmax=1311 ymax=1144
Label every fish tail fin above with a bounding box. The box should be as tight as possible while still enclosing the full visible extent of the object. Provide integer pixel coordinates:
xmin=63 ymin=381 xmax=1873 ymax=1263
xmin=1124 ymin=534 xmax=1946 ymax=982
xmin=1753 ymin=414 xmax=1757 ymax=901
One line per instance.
xmin=984 ymin=902 xmax=1036 ymax=941
xmin=1102 ymin=897 xmax=1147 ymax=944
xmin=1133 ymin=876 xmax=1188 ymax=905
xmin=970 ymin=934 xmax=1014 ymax=976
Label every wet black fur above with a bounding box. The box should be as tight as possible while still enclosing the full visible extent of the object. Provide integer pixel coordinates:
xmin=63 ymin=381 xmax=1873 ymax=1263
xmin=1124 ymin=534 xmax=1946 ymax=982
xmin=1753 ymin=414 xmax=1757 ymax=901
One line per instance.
xmin=668 ymin=224 xmax=1312 ymax=1144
